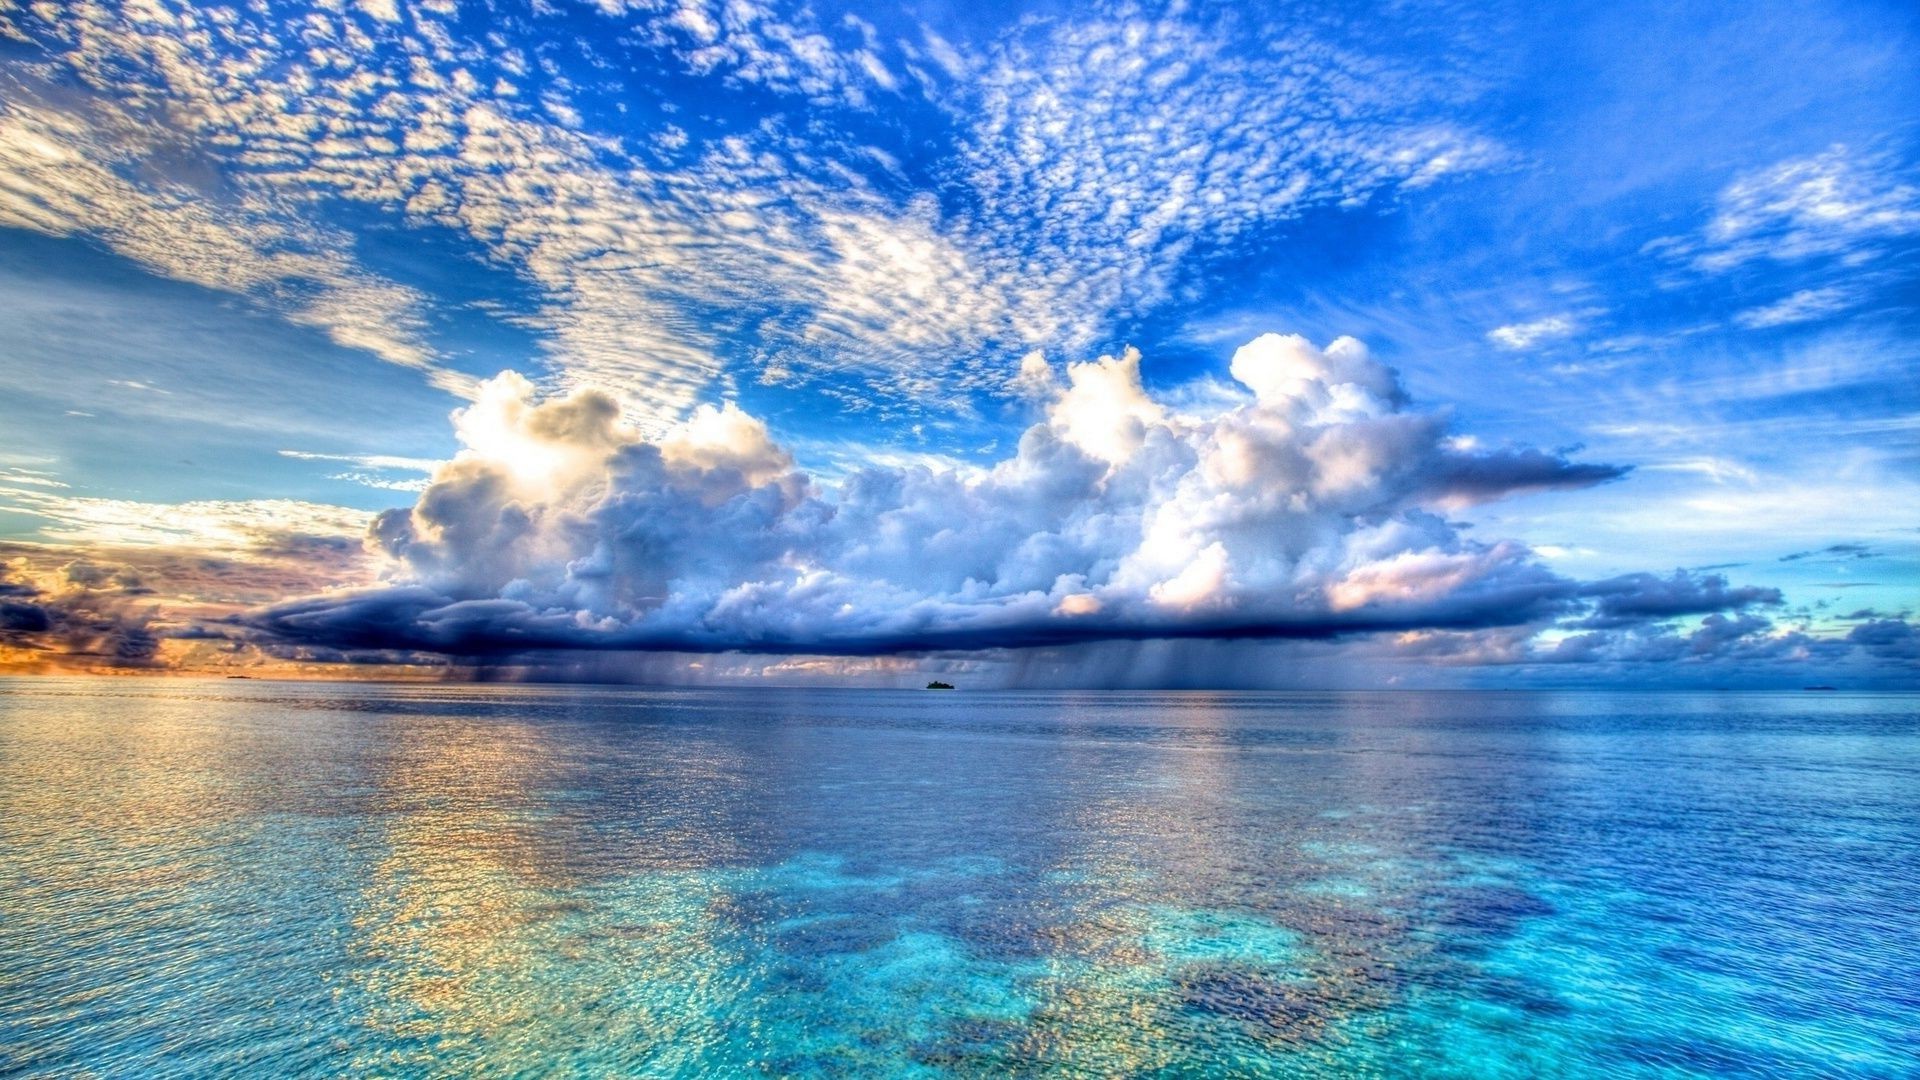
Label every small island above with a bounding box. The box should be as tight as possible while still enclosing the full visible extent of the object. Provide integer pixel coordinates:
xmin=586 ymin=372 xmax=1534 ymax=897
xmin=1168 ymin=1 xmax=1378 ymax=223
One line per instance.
xmin=925 ymin=681 xmax=955 ymax=690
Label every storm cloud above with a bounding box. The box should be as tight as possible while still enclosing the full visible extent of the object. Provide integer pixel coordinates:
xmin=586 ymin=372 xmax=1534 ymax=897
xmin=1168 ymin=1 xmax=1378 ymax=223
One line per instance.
xmin=243 ymin=335 xmax=1632 ymax=660
xmin=0 ymin=536 xmax=379 ymax=673
xmin=0 ymin=559 xmax=161 ymax=669
xmin=1576 ymin=570 xmax=1783 ymax=628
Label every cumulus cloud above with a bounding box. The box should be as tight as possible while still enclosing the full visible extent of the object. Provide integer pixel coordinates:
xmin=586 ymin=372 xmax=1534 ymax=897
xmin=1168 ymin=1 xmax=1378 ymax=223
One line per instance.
xmin=0 ymin=480 xmax=380 ymax=673
xmin=1381 ymin=557 xmax=1920 ymax=680
xmin=241 ymin=335 xmax=1628 ymax=660
xmin=1397 ymin=605 xmax=1915 ymax=678
xmin=1527 ymin=613 xmax=1784 ymax=667
xmin=2 ymin=331 xmax=1898 ymax=684
xmin=1847 ymin=619 xmax=1919 ymax=662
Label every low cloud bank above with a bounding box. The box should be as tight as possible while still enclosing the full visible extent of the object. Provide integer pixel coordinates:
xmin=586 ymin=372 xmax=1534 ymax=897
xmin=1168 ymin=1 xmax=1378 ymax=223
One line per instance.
xmin=0 ymin=537 xmax=376 ymax=673
xmin=1 ymin=558 xmax=163 ymax=669
xmin=243 ymin=335 xmax=1636 ymax=659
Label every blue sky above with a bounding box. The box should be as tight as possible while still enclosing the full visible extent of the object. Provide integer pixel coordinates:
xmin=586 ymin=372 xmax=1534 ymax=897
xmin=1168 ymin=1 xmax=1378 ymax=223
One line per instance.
xmin=0 ymin=0 xmax=1915 ymax=684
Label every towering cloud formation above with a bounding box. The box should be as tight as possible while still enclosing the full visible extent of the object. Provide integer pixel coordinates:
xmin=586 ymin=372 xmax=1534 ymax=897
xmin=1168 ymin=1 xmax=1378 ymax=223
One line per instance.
xmin=248 ymin=335 xmax=1630 ymax=659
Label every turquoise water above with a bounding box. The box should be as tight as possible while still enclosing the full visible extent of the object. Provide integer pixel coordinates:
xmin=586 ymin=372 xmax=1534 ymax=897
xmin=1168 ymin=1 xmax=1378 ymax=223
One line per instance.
xmin=1 ymin=680 xmax=1915 ymax=1077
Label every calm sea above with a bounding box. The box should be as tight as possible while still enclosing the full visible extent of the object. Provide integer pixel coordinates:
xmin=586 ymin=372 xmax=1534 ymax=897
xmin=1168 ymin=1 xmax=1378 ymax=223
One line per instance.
xmin=1 ymin=679 xmax=1915 ymax=1077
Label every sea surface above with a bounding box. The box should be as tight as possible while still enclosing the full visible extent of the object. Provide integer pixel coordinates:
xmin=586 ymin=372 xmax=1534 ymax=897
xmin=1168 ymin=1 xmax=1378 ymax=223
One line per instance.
xmin=0 ymin=679 xmax=1915 ymax=1077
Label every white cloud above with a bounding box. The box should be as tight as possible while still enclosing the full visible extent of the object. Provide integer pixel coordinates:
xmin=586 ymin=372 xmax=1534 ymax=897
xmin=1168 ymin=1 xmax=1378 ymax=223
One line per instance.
xmin=1487 ymin=315 xmax=1577 ymax=350
xmin=1662 ymin=145 xmax=1920 ymax=271
xmin=0 ymin=96 xmax=473 ymax=397
xmin=246 ymin=335 xmax=1625 ymax=657
xmin=918 ymin=30 xmax=971 ymax=80
xmin=0 ymin=487 xmax=373 ymax=552
xmin=1641 ymin=458 xmax=1759 ymax=486
xmin=1733 ymin=286 xmax=1859 ymax=329
xmin=0 ymin=468 xmax=68 ymax=489
xmin=623 ymin=0 xmax=904 ymax=106
xmin=1048 ymin=347 xmax=1166 ymax=465
xmin=4 ymin=0 xmax=1507 ymax=425
xmin=278 ymin=450 xmax=442 ymax=472
xmin=957 ymin=12 xmax=1506 ymax=358
xmin=1006 ymin=350 xmax=1057 ymax=401
xmin=327 ymin=473 xmax=432 ymax=492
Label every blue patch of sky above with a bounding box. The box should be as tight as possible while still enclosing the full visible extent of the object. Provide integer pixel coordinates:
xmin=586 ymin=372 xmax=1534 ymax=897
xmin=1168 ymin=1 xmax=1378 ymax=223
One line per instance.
xmin=0 ymin=235 xmax=458 ymax=516
xmin=334 ymin=205 xmax=552 ymax=382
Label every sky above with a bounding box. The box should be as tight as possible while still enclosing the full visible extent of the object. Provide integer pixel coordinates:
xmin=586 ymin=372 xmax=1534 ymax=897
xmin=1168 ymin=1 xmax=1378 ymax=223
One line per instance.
xmin=0 ymin=0 xmax=1915 ymax=687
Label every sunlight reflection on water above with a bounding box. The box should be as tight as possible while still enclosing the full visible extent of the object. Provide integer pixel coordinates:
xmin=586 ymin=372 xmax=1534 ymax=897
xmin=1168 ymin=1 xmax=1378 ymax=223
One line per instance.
xmin=1 ymin=680 xmax=1915 ymax=1076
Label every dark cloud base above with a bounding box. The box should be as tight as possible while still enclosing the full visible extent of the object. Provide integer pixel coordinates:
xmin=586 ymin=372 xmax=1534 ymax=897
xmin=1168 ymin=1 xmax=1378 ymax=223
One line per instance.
xmin=237 ymin=579 xmax=1581 ymax=659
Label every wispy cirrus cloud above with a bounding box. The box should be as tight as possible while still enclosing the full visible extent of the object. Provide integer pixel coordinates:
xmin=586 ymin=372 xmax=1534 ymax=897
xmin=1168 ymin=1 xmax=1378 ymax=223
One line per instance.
xmin=0 ymin=486 xmax=372 ymax=552
xmin=278 ymin=449 xmax=439 ymax=492
xmin=1652 ymin=144 xmax=1920 ymax=272
xmin=0 ymin=467 xmax=67 ymax=490
xmin=1733 ymin=286 xmax=1860 ymax=329
xmin=277 ymin=450 xmax=441 ymax=473
xmin=1487 ymin=314 xmax=1578 ymax=350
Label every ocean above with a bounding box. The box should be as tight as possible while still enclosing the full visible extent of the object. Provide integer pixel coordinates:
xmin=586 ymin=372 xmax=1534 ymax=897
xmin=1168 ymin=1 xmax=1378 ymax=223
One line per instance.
xmin=1 ymin=679 xmax=1914 ymax=1077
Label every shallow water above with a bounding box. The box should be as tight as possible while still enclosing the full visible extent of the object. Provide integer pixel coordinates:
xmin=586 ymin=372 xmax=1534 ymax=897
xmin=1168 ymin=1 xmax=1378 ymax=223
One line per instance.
xmin=1 ymin=679 xmax=1915 ymax=1077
